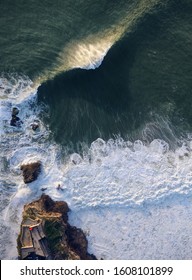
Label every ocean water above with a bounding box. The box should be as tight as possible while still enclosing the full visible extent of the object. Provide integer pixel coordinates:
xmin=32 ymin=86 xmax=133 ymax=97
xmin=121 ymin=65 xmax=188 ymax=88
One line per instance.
xmin=1 ymin=0 xmax=192 ymax=259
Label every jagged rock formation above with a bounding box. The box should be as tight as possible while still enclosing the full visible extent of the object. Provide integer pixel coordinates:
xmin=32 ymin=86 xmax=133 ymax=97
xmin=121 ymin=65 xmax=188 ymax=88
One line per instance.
xmin=17 ymin=194 xmax=97 ymax=260
xmin=20 ymin=161 xmax=41 ymax=184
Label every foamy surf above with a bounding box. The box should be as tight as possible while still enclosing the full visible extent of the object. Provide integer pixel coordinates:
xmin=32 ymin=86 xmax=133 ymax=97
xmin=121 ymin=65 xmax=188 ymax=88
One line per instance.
xmin=1 ymin=76 xmax=192 ymax=259
xmin=0 ymin=76 xmax=53 ymax=258
xmin=6 ymin=135 xmax=192 ymax=259
xmin=69 ymin=199 xmax=192 ymax=259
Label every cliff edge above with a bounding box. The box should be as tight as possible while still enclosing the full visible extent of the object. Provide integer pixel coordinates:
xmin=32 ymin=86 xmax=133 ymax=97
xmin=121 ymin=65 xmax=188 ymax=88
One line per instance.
xmin=17 ymin=194 xmax=96 ymax=260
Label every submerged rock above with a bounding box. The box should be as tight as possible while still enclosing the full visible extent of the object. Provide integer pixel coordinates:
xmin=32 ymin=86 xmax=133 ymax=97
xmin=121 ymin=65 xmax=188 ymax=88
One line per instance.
xmin=20 ymin=161 xmax=41 ymax=183
xmin=30 ymin=120 xmax=40 ymax=131
xmin=17 ymin=194 xmax=97 ymax=260
xmin=31 ymin=123 xmax=39 ymax=131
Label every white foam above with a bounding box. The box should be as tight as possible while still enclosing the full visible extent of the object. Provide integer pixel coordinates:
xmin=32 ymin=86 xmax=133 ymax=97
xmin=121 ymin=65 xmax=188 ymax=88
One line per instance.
xmin=6 ymin=135 xmax=192 ymax=259
xmin=42 ymin=138 xmax=192 ymax=210
xmin=1 ymin=76 xmax=192 ymax=259
xmin=0 ymin=76 xmax=56 ymax=258
xmin=0 ymin=75 xmax=35 ymax=101
xmin=69 ymin=200 xmax=192 ymax=259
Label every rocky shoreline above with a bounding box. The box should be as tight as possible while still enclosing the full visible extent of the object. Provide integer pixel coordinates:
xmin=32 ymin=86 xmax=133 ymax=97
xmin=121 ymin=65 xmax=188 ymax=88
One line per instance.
xmin=17 ymin=194 xmax=97 ymax=260
xmin=9 ymin=106 xmax=96 ymax=260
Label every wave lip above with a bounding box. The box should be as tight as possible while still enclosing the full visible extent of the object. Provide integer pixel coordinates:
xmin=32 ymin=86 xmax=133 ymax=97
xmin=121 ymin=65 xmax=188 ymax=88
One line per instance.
xmin=73 ymin=42 xmax=111 ymax=70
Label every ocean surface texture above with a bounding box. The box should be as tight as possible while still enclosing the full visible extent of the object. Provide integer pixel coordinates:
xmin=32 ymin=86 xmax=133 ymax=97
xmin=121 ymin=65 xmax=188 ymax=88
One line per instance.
xmin=1 ymin=0 xmax=192 ymax=259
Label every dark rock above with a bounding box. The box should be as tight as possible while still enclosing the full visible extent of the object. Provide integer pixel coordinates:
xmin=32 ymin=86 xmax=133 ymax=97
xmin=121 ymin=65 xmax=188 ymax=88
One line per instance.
xmin=32 ymin=124 xmax=39 ymax=131
xmin=10 ymin=115 xmax=23 ymax=127
xmin=10 ymin=107 xmax=23 ymax=127
xmin=20 ymin=161 xmax=41 ymax=183
xmin=66 ymin=225 xmax=97 ymax=260
xmin=12 ymin=107 xmax=19 ymax=116
xmin=31 ymin=122 xmax=39 ymax=131
xmin=17 ymin=194 xmax=97 ymax=260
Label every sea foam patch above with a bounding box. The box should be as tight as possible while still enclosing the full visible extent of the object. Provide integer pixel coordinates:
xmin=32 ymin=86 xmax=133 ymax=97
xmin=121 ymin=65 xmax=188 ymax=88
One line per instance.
xmin=69 ymin=199 xmax=192 ymax=259
xmin=1 ymin=76 xmax=192 ymax=259
xmin=43 ymin=138 xmax=192 ymax=210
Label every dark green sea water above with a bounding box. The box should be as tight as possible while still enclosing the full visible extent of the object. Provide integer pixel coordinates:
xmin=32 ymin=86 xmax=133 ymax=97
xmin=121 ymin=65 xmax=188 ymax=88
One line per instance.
xmin=1 ymin=0 xmax=192 ymax=149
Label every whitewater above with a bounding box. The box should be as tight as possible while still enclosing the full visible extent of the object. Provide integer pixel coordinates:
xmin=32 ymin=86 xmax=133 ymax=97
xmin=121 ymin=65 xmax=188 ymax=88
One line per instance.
xmin=1 ymin=75 xmax=192 ymax=259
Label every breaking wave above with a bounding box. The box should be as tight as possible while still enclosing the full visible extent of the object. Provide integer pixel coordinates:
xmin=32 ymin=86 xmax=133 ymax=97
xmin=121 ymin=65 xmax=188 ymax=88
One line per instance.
xmin=0 ymin=0 xmax=167 ymax=82
xmin=1 ymin=0 xmax=192 ymax=260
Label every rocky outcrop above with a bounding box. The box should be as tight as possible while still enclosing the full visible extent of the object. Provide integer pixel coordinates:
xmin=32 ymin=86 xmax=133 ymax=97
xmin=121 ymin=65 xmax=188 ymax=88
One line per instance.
xmin=17 ymin=194 xmax=96 ymax=260
xmin=12 ymin=107 xmax=19 ymax=116
xmin=10 ymin=107 xmax=23 ymax=127
xmin=20 ymin=161 xmax=41 ymax=184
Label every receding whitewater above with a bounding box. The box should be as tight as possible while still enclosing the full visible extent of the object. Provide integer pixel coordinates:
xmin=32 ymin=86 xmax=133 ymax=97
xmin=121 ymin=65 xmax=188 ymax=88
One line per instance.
xmin=1 ymin=76 xmax=192 ymax=259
